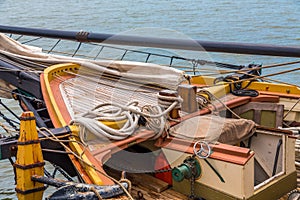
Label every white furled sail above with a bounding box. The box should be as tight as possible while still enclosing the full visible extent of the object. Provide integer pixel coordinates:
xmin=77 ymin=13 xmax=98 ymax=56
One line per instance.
xmin=0 ymin=33 xmax=186 ymax=90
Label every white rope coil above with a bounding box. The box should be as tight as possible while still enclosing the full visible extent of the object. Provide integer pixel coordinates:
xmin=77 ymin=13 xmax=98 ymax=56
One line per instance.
xmin=70 ymin=102 xmax=140 ymax=141
xmin=70 ymin=93 xmax=182 ymax=141
xmin=157 ymin=95 xmax=183 ymax=110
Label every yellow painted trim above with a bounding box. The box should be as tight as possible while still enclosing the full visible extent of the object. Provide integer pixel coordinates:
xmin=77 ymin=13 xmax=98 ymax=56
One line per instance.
xmin=69 ymin=139 xmax=104 ymax=185
xmin=15 ymin=112 xmax=44 ymax=200
xmin=42 ymin=63 xmax=104 ymax=185
xmin=190 ymin=76 xmax=230 ymax=99
xmin=242 ymin=81 xmax=300 ymax=95
xmin=43 ymin=63 xmax=80 ymax=127
xmin=191 ymin=75 xmax=300 ymax=97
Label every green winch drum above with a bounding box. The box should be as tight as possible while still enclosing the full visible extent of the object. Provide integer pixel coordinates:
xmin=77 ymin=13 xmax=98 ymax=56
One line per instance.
xmin=172 ymin=157 xmax=201 ymax=182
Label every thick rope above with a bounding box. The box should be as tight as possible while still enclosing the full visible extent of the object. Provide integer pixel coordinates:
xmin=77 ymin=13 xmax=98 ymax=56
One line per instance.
xmin=197 ymin=89 xmax=241 ymax=119
xmin=70 ymin=94 xmax=182 ymax=142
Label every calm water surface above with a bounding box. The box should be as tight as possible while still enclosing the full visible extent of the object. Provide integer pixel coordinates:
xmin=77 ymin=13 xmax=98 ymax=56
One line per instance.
xmin=0 ymin=0 xmax=300 ymax=199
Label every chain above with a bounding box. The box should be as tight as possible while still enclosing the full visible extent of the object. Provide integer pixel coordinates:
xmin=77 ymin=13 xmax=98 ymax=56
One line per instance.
xmin=189 ymin=174 xmax=195 ymax=200
xmin=153 ymin=167 xmax=173 ymax=174
xmin=189 ymin=158 xmax=197 ymax=200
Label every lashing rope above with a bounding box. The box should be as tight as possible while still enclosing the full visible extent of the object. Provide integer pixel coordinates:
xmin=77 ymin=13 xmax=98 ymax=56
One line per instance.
xmin=38 ymin=127 xmax=134 ymax=200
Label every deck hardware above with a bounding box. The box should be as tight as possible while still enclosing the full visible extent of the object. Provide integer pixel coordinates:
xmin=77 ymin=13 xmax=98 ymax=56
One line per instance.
xmin=172 ymin=156 xmax=201 ymax=182
xmin=32 ymin=175 xmax=129 ymax=199
xmin=193 ymin=141 xmax=212 ymax=159
xmin=158 ymin=90 xmax=181 ymax=119
xmin=178 ymin=85 xmax=198 ymax=113
xmin=193 ymin=141 xmax=225 ymax=183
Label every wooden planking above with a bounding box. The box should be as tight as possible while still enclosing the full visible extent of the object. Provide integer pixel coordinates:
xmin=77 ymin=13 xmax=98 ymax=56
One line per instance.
xmin=106 ymin=185 xmax=188 ymax=200
xmin=106 ymin=169 xmax=188 ymax=200
xmin=127 ymin=173 xmax=169 ymax=193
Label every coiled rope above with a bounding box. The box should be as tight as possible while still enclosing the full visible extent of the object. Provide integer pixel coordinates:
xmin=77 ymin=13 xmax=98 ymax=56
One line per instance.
xmin=70 ymin=94 xmax=182 ymax=142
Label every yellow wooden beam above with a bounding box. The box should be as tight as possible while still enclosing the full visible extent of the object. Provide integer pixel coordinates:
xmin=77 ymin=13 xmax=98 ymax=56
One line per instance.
xmin=15 ymin=112 xmax=45 ymax=200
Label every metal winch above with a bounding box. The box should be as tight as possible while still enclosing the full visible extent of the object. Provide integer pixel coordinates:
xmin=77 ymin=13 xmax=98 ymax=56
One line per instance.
xmin=172 ymin=156 xmax=201 ymax=182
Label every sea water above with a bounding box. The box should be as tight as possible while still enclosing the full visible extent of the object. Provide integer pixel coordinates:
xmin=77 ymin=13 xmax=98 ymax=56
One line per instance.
xmin=0 ymin=0 xmax=299 ymax=199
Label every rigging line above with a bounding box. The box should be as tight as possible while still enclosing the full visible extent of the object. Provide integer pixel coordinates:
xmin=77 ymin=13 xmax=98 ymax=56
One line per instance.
xmin=38 ymin=128 xmax=89 ymax=159
xmin=283 ymin=98 xmax=300 ymax=119
xmin=39 ymin=134 xmax=87 ymax=146
xmin=57 ymin=41 xmax=300 ymax=69
xmin=190 ymin=67 xmax=247 ymax=75
xmin=259 ymin=59 xmax=300 ymax=69
xmin=38 ymin=127 xmax=134 ymax=200
xmin=193 ymin=59 xmax=300 ymax=78
xmin=0 ymin=99 xmax=20 ymax=121
xmin=47 ymin=39 xmax=61 ymax=54
xmin=190 ymin=59 xmax=242 ymax=70
xmin=184 ymin=69 xmax=235 ymax=75
xmin=1 ymin=48 xmax=224 ymax=74
xmin=236 ymin=71 xmax=299 ymax=88
xmin=38 ymin=133 xmax=72 ymax=141
xmin=204 ymin=91 xmax=241 ymax=119
xmin=180 ymin=66 xmax=230 ymax=72
xmin=238 ymin=68 xmax=300 ymax=87
xmin=15 ymin=35 xmax=23 ymax=41
xmin=201 ymin=66 xmax=300 ymax=89
xmin=43 ymin=49 xmax=99 ymax=59
xmin=8 ymin=34 xmax=300 ymax=72
xmin=21 ymin=36 xmax=42 ymax=44
xmin=94 ymin=46 xmax=104 ymax=60
xmin=0 ymin=110 xmax=19 ymax=132
xmin=0 ymin=121 xmax=18 ymax=136
xmin=41 ymin=149 xmax=72 ymax=154
xmin=72 ymin=42 xmax=82 ymax=57
xmin=158 ymin=59 xmax=300 ymax=76
xmin=89 ymin=42 xmax=185 ymax=60
xmin=46 ymin=46 xmax=300 ymax=74
xmin=39 ymin=45 xmax=221 ymax=69
xmin=0 ymin=86 xmax=44 ymax=103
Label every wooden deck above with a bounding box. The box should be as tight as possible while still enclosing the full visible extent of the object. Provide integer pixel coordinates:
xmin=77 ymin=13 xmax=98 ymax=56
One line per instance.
xmin=106 ymin=171 xmax=188 ymax=200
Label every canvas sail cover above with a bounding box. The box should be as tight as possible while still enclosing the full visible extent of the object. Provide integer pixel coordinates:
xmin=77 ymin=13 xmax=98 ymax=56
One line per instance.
xmin=169 ymin=115 xmax=256 ymax=145
xmin=0 ymin=33 xmax=186 ymax=94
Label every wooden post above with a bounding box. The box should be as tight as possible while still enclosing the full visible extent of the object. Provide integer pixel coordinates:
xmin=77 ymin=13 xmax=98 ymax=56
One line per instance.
xmin=15 ymin=111 xmax=45 ymax=200
xmin=158 ymin=90 xmax=180 ymax=119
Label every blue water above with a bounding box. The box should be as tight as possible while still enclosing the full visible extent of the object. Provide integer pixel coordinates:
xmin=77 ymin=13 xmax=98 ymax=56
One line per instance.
xmin=0 ymin=0 xmax=300 ymax=199
xmin=1 ymin=0 xmax=300 ymax=45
